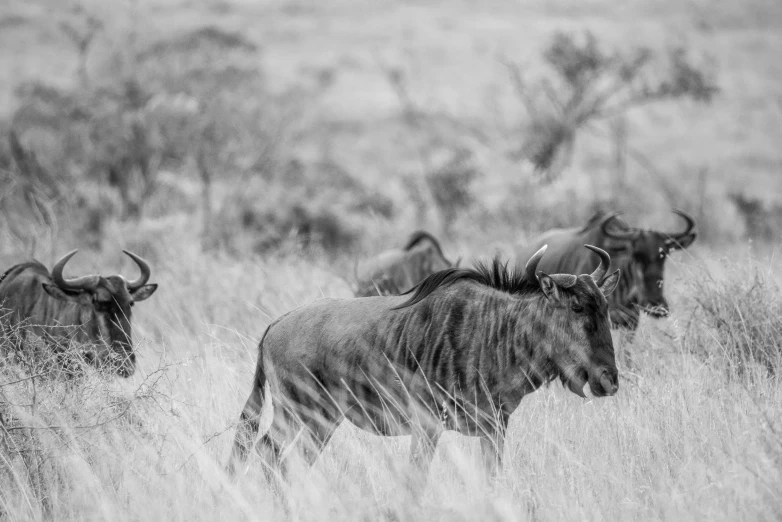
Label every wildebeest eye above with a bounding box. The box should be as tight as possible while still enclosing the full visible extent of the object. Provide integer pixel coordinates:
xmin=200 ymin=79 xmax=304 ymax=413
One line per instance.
xmin=571 ymin=304 xmax=584 ymax=314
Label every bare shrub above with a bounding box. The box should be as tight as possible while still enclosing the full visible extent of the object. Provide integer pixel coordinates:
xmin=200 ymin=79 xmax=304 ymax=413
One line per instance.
xmin=505 ymin=31 xmax=719 ymax=179
xmin=381 ymin=65 xmax=480 ymax=233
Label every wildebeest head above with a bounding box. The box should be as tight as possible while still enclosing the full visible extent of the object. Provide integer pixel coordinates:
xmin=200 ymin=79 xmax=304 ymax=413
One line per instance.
xmin=526 ymin=244 xmax=620 ymax=397
xmin=41 ymin=250 xmax=157 ymax=377
xmin=599 ymin=209 xmax=696 ymax=320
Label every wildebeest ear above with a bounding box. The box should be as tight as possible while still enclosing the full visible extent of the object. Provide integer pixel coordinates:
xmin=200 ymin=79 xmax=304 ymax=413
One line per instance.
xmin=598 ymin=269 xmax=620 ymax=296
xmin=537 ymin=273 xmax=563 ymax=303
xmin=42 ymin=283 xmax=91 ymax=305
xmin=665 ymin=232 xmax=697 ymax=251
xmin=131 ymin=283 xmax=158 ymax=302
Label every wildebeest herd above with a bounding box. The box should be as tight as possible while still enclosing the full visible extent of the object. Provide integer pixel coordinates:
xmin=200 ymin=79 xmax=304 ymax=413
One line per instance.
xmin=0 ymin=209 xmax=696 ymax=491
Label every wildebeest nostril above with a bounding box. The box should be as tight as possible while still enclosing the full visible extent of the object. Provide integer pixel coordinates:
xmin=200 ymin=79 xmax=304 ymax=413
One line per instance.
xmin=600 ymin=371 xmax=618 ymax=395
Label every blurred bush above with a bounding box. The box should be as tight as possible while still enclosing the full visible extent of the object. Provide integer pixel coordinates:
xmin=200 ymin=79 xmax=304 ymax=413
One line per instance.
xmin=0 ymin=13 xmax=749 ymax=259
xmin=505 ymin=31 xmax=719 ymax=179
xmin=729 ymin=192 xmax=782 ymax=242
xmin=210 ymin=158 xmax=394 ymax=256
xmin=0 ymin=131 xmax=62 ymax=256
xmin=425 ymin=149 xmax=478 ymax=237
xmin=1 ymin=17 xmax=401 ymax=257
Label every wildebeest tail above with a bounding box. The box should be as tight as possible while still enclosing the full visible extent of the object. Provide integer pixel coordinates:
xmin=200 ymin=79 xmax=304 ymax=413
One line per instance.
xmin=226 ymin=327 xmax=271 ymax=476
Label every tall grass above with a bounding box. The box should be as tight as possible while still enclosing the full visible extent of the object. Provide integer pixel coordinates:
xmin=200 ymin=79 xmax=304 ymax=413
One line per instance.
xmin=2 ymin=247 xmax=781 ymax=521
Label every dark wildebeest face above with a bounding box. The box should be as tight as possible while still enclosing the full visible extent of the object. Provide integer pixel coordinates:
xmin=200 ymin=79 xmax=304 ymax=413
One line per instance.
xmin=41 ymin=250 xmax=157 ymax=377
xmin=601 ymin=210 xmax=696 ymax=321
xmin=529 ymin=245 xmax=620 ymax=397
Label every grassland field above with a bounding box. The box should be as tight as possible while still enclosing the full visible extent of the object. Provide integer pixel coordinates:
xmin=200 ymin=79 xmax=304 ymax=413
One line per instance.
xmin=1 ymin=0 xmax=782 ymax=520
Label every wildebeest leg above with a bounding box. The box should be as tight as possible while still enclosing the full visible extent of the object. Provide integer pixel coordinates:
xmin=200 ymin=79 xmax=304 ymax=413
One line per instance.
xmin=253 ymin=404 xmax=342 ymax=518
xmin=260 ymin=398 xmax=344 ymax=480
xmin=227 ymin=360 xmax=270 ymax=477
xmin=479 ymin=411 xmax=509 ymax=478
xmin=406 ymin=424 xmax=442 ymax=498
xmin=297 ymin=412 xmax=344 ymax=467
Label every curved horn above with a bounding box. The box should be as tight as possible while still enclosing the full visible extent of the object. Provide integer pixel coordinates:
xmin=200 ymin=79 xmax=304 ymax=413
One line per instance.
xmin=669 ymin=209 xmax=696 ymax=239
xmin=525 ymin=245 xmax=548 ymax=282
xmin=601 ymin=213 xmax=638 ymax=240
xmin=585 ymin=244 xmax=611 ymax=284
xmin=123 ymin=250 xmax=151 ymax=290
xmin=51 ymin=250 xmax=99 ymax=292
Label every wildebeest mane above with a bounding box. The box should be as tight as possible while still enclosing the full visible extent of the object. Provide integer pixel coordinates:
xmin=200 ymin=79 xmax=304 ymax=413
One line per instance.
xmin=394 ymin=256 xmax=541 ymax=309
xmin=0 ymin=261 xmax=48 ymax=285
xmin=403 ymin=230 xmax=444 ymax=257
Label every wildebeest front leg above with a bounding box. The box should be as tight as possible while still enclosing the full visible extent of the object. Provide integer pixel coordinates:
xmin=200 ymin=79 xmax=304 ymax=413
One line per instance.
xmin=295 ymin=410 xmax=344 ymax=468
xmin=407 ymin=425 xmax=442 ymax=497
xmin=479 ymin=412 xmax=509 ymax=478
xmin=261 ymin=400 xmax=344 ymax=481
xmin=479 ymin=433 xmax=505 ymax=477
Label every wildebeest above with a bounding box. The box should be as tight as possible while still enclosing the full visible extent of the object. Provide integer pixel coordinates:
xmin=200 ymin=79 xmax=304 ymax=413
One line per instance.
xmin=227 ymin=244 xmax=620 ymax=488
xmin=355 ymin=231 xmax=456 ymax=297
xmin=0 ymin=250 xmax=158 ymax=377
xmin=519 ymin=209 xmax=696 ymax=330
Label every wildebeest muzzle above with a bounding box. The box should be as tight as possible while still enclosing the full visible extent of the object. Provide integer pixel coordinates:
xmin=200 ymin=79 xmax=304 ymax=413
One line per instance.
xmin=642 ymin=297 xmax=669 ymax=318
xmin=594 ymin=368 xmax=619 ymax=396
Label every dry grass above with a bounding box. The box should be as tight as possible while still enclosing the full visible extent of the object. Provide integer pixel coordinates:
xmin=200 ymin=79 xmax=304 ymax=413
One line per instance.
xmin=1 ymin=241 xmax=782 ymax=521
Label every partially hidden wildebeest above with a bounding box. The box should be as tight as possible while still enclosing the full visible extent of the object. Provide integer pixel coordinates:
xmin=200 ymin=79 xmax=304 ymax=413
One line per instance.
xmin=227 ymin=244 xmax=620 ymax=489
xmin=519 ymin=209 xmax=696 ymax=330
xmin=354 ymin=231 xmax=457 ymax=297
xmin=0 ymin=250 xmax=158 ymax=377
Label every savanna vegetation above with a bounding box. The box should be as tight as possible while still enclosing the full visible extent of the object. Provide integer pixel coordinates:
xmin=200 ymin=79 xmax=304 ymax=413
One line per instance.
xmin=1 ymin=0 xmax=781 ymax=520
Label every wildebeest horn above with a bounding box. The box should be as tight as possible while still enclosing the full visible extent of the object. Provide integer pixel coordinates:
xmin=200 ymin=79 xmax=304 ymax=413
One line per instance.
xmin=585 ymin=244 xmax=611 ymax=284
xmin=668 ymin=209 xmax=696 ymax=240
xmin=123 ymin=250 xmax=151 ymax=291
xmin=525 ymin=245 xmax=547 ymax=282
xmin=601 ymin=213 xmax=638 ymax=240
xmin=51 ymin=250 xmax=99 ymax=292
